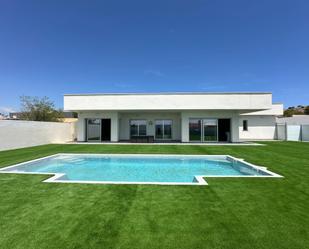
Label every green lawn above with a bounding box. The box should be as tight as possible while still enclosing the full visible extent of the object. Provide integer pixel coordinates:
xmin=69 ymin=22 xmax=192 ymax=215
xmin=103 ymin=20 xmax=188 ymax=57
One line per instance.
xmin=0 ymin=142 xmax=308 ymax=249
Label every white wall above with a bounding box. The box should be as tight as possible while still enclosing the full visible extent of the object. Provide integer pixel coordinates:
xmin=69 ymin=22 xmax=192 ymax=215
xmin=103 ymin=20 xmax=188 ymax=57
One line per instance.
xmin=239 ymin=116 xmax=276 ymax=140
xmin=119 ymin=112 xmax=181 ymax=140
xmin=273 ymin=124 xmax=309 ymax=142
xmin=64 ymin=93 xmax=273 ymax=111
xmin=286 ymin=125 xmax=301 ymax=141
xmin=276 ymin=124 xmax=286 ymax=140
xmin=301 ymin=125 xmax=309 ymax=141
xmin=276 ymin=115 xmax=309 ymax=125
xmin=0 ymin=120 xmax=76 ymax=151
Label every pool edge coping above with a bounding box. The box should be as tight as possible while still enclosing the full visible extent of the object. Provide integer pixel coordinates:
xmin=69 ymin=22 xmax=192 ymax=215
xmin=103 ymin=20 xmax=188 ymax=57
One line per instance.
xmin=0 ymin=153 xmax=284 ymax=186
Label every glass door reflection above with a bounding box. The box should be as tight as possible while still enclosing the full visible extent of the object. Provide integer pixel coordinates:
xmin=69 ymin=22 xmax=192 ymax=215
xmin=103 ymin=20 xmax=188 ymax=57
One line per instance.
xmin=203 ymin=119 xmax=218 ymax=142
xmin=155 ymin=120 xmax=172 ymax=139
xmin=189 ymin=119 xmax=202 ymax=141
xmin=87 ymin=119 xmax=101 ymax=141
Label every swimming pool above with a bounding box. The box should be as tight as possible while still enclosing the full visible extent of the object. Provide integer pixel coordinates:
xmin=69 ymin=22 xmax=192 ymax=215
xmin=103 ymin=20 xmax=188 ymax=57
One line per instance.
xmin=0 ymin=154 xmax=282 ymax=185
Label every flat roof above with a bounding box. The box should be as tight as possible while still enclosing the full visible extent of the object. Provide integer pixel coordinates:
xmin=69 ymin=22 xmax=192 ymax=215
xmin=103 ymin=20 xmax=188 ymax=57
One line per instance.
xmin=64 ymin=92 xmax=272 ymax=96
xmin=64 ymin=91 xmax=274 ymax=111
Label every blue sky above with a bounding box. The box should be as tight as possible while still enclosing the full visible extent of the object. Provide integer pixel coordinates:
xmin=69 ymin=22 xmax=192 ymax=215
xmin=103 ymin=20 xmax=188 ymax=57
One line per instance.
xmin=0 ymin=0 xmax=308 ymax=113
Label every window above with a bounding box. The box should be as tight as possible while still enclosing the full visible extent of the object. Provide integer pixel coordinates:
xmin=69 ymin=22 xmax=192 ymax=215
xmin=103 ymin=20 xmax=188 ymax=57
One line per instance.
xmin=189 ymin=119 xmax=202 ymax=141
xmin=130 ymin=120 xmax=147 ymax=137
xmin=243 ymin=120 xmax=248 ymax=131
xmin=155 ymin=120 xmax=172 ymax=139
xmin=87 ymin=119 xmax=101 ymax=141
xmin=189 ymin=119 xmax=218 ymax=142
xmin=203 ymin=119 xmax=218 ymax=141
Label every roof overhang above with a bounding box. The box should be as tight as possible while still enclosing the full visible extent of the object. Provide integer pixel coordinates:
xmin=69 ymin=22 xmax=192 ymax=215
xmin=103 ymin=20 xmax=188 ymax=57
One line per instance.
xmin=64 ymin=92 xmax=273 ymax=112
xmin=241 ymin=103 xmax=284 ymax=116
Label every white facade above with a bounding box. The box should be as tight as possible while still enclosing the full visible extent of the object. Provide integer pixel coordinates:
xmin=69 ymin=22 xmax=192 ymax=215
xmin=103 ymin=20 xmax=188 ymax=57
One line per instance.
xmin=64 ymin=92 xmax=272 ymax=111
xmin=64 ymin=92 xmax=283 ymax=143
xmin=119 ymin=112 xmax=181 ymax=141
xmin=239 ymin=104 xmax=284 ymax=140
xmin=239 ymin=116 xmax=277 ymax=140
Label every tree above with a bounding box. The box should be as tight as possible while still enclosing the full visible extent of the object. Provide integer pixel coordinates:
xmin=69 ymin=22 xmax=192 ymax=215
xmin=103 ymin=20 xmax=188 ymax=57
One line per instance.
xmin=283 ymin=109 xmax=294 ymax=117
xmin=305 ymin=106 xmax=309 ymax=115
xmin=20 ymin=96 xmax=64 ymax=122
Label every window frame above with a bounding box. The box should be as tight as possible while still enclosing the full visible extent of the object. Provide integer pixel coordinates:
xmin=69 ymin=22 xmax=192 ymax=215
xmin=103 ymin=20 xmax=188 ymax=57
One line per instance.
xmin=86 ymin=118 xmax=102 ymax=141
xmin=130 ymin=119 xmax=147 ymax=137
xmin=243 ymin=120 xmax=248 ymax=131
xmin=155 ymin=119 xmax=173 ymax=140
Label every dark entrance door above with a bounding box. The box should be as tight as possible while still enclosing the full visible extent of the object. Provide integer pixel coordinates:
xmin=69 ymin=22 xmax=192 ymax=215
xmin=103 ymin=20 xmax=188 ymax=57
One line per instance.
xmin=218 ymin=119 xmax=231 ymax=142
xmin=101 ymin=119 xmax=111 ymax=141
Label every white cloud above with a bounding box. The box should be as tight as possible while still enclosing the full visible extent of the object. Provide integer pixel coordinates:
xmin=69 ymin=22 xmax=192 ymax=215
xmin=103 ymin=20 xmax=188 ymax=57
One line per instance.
xmin=0 ymin=106 xmax=16 ymax=114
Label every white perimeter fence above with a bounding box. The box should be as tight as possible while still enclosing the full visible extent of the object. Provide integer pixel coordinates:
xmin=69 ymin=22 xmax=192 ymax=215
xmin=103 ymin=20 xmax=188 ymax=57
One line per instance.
xmin=0 ymin=120 xmax=76 ymax=151
xmin=276 ymin=124 xmax=309 ymax=142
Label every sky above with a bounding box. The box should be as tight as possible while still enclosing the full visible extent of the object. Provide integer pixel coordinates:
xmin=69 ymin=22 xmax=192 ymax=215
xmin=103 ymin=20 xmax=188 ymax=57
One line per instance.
xmin=0 ymin=0 xmax=308 ymax=113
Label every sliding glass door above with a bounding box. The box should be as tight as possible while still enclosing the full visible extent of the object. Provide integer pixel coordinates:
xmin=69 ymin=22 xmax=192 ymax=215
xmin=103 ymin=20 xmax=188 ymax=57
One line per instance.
xmin=189 ymin=119 xmax=202 ymax=141
xmin=130 ymin=120 xmax=147 ymax=137
xmin=203 ymin=119 xmax=218 ymax=142
xmin=87 ymin=119 xmax=101 ymax=141
xmin=189 ymin=119 xmax=218 ymax=142
xmin=155 ymin=120 xmax=172 ymax=139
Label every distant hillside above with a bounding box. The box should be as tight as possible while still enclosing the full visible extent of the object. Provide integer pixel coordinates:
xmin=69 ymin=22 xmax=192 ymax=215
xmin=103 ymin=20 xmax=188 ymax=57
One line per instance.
xmin=284 ymin=105 xmax=309 ymax=117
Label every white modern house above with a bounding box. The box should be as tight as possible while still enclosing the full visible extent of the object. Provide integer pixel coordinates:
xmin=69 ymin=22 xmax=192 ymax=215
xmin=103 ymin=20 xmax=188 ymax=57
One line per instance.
xmin=64 ymin=92 xmax=283 ymax=143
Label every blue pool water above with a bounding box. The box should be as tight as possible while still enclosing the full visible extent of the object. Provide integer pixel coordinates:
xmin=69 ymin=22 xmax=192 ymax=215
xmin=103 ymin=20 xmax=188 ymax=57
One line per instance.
xmin=1 ymin=154 xmax=271 ymax=184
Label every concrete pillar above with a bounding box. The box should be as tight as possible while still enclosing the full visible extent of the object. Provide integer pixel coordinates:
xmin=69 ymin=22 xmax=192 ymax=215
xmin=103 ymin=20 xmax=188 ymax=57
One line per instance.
xmin=110 ymin=112 xmax=119 ymax=142
xmin=77 ymin=116 xmax=86 ymax=141
xmin=231 ymin=113 xmax=240 ymax=142
xmin=181 ymin=112 xmax=189 ymax=142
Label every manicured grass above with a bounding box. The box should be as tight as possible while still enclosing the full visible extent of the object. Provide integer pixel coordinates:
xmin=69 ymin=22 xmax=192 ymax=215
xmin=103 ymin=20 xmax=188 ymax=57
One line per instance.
xmin=0 ymin=142 xmax=308 ymax=249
